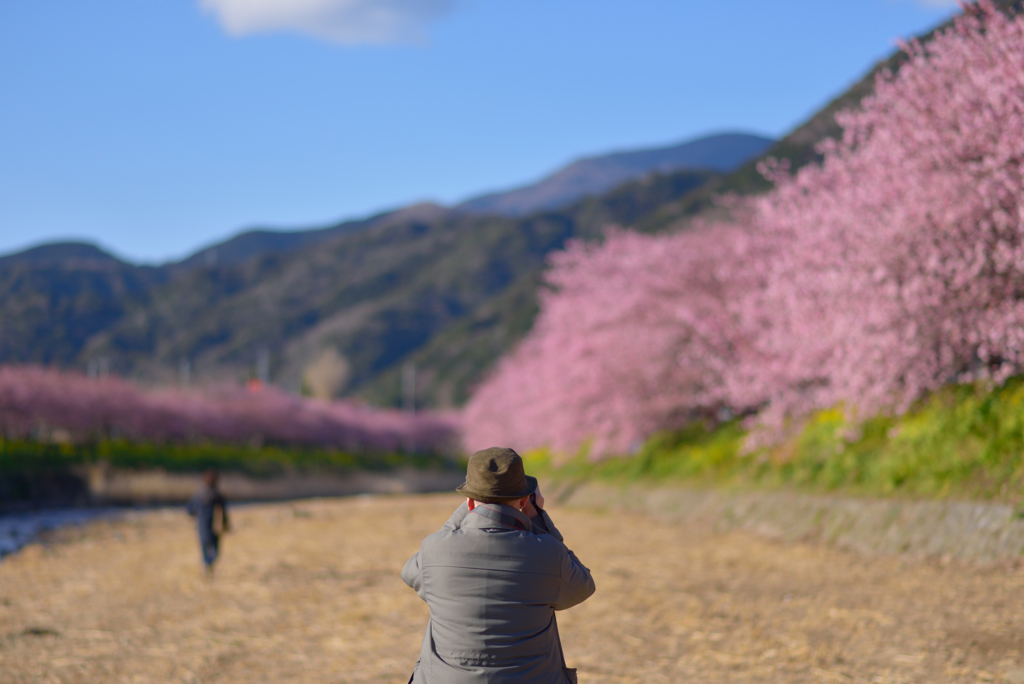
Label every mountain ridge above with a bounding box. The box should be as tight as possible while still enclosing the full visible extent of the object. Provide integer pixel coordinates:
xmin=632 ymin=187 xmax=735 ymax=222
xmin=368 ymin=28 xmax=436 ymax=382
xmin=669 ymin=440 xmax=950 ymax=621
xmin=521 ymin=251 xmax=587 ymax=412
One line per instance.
xmin=171 ymin=202 xmax=456 ymax=272
xmin=0 ymin=132 xmax=770 ymax=270
xmin=456 ymin=132 xmax=773 ymax=217
xmin=0 ymin=242 xmax=132 ymax=268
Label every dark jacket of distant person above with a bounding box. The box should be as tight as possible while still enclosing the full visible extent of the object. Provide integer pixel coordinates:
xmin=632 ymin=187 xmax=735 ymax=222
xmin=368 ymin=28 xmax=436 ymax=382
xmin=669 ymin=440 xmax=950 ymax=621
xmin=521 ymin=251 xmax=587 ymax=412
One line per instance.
xmin=186 ymin=472 xmax=229 ymax=566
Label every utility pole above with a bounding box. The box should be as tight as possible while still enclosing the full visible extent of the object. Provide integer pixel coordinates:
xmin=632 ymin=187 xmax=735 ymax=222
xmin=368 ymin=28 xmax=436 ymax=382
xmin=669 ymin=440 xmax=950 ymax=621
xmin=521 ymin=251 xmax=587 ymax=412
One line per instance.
xmin=402 ymin=362 xmax=416 ymax=413
xmin=257 ymin=348 xmax=270 ymax=385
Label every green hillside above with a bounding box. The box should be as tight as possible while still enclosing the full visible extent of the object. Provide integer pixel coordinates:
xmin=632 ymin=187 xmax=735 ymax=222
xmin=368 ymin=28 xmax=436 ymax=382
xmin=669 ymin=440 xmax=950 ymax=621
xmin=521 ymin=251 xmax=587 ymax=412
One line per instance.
xmin=78 ymin=170 xmax=715 ymax=405
xmin=0 ymin=245 xmax=165 ymax=366
xmin=529 ymin=379 xmax=1024 ymax=506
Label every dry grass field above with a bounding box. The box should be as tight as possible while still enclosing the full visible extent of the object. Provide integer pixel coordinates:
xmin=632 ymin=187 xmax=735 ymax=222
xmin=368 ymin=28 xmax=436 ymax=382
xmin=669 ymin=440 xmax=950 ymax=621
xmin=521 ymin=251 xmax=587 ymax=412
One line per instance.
xmin=1 ymin=493 xmax=1023 ymax=683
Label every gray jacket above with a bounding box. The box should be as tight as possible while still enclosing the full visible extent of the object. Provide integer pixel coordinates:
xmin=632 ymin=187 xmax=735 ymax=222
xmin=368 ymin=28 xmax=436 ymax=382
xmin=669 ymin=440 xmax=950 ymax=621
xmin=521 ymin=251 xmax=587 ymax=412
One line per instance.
xmin=402 ymin=502 xmax=595 ymax=683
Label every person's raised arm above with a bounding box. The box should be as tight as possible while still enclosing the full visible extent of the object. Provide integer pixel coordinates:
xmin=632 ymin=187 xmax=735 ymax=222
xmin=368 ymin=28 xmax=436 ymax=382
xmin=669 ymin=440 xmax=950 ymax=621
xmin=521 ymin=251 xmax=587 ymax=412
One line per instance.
xmin=520 ymin=485 xmax=564 ymax=541
xmin=554 ymin=546 xmax=595 ymax=611
xmin=521 ymin=485 xmax=594 ymax=609
xmin=401 ymin=549 xmax=423 ymax=591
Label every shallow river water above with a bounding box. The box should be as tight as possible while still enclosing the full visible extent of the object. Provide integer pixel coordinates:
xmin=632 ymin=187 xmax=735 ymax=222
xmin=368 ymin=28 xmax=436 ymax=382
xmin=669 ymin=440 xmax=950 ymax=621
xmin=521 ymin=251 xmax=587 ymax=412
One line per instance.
xmin=0 ymin=508 xmax=122 ymax=559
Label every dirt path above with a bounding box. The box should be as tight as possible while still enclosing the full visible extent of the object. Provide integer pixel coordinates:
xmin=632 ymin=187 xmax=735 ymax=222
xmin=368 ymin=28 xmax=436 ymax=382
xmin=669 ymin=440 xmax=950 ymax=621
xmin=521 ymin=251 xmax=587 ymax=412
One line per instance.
xmin=1 ymin=494 xmax=1022 ymax=683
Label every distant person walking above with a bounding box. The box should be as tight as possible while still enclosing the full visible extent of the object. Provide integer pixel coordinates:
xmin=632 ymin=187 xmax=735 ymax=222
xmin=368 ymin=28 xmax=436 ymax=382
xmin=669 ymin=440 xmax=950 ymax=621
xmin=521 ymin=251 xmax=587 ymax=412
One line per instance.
xmin=186 ymin=470 xmax=230 ymax=576
xmin=402 ymin=447 xmax=595 ymax=683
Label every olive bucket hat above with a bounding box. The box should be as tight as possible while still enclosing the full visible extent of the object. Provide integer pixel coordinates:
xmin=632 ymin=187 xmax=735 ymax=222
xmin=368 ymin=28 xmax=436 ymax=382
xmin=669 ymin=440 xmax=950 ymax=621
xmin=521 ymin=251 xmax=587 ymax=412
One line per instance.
xmin=456 ymin=447 xmax=538 ymax=503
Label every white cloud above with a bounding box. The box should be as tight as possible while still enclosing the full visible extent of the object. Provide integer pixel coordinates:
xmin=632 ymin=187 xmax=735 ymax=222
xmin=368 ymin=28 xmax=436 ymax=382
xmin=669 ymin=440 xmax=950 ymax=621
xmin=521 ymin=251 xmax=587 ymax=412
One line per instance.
xmin=199 ymin=0 xmax=457 ymax=45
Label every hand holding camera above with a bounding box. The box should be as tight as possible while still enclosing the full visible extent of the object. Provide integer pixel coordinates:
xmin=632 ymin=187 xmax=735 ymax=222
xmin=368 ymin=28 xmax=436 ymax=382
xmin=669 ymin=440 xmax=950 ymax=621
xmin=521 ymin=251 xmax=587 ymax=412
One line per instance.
xmin=521 ymin=485 xmax=545 ymax=518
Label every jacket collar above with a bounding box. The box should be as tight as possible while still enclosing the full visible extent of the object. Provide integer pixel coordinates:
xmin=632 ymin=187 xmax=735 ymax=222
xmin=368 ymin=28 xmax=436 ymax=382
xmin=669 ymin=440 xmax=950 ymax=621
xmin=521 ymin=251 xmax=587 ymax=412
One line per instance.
xmin=465 ymin=503 xmax=533 ymax=532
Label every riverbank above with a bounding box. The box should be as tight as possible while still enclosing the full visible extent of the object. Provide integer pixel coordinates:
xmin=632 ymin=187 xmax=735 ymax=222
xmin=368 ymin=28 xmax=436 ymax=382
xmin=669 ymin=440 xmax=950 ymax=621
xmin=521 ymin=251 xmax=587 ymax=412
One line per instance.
xmin=0 ymin=462 xmax=464 ymax=559
xmin=550 ymin=481 xmax=1024 ymax=562
xmin=0 ymin=466 xmax=465 ymax=557
xmin=3 ymin=494 xmax=1022 ymax=683
xmin=0 ymin=437 xmax=461 ymax=510
xmin=77 ymin=465 xmax=465 ymax=505
xmin=525 ymin=380 xmax=1024 ymax=522
xmin=0 ymin=466 xmax=464 ymax=512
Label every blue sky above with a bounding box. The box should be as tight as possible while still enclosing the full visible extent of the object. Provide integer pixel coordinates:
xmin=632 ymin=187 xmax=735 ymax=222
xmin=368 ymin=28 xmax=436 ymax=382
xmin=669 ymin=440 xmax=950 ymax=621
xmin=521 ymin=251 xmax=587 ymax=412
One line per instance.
xmin=0 ymin=0 xmax=957 ymax=264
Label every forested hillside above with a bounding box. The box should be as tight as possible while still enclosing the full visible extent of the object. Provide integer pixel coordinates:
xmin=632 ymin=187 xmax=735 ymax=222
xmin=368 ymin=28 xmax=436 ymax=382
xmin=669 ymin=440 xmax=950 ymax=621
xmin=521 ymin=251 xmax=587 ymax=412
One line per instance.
xmin=0 ymin=170 xmax=715 ymax=407
xmin=0 ymin=244 xmax=165 ymax=366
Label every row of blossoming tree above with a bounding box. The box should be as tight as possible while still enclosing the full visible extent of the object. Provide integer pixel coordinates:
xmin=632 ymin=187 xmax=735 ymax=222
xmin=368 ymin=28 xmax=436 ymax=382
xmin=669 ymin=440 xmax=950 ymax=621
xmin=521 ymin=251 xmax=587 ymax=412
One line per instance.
xmin=465 ymin=2 xmax=1024 ymax=459
xmin=0 ymin=365 xmax=458 ymax=454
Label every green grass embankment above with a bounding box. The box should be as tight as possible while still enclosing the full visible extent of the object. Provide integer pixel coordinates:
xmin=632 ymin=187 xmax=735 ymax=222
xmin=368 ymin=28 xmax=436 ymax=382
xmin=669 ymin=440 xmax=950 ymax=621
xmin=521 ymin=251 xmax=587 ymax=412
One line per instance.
xmin=0 ymin=439 xmax=455 ymax=479
xmin=526 ymin=379 xmax=1024 ymax=504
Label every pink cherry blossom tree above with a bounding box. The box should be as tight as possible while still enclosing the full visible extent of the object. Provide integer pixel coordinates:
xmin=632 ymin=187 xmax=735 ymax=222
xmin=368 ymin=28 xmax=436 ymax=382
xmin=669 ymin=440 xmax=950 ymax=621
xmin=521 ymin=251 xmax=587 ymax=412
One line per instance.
xmin=735 ymin=0 xmax=1024 ymax=431
xmin=463 ymin=225 xmax=753 ymax=456
xmin=0 ymin=365 xmax=458 ymax=453
xmin=465 ymin=1 xmax=1024 ymax=459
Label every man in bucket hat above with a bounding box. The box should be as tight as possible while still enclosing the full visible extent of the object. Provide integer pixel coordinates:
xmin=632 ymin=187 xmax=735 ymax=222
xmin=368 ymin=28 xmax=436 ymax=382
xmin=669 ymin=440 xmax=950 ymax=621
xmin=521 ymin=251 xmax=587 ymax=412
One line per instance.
xmin=402 ymin=447 xmax=595 ymax=683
